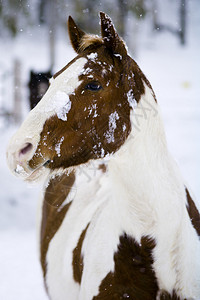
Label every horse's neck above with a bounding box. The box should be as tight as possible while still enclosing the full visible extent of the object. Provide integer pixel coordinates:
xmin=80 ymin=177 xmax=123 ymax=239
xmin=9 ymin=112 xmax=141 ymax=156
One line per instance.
xmin=107 ymin=84 xmax=186 ymax=234
xmin=107 ymin=85 xmax=200 ymax=296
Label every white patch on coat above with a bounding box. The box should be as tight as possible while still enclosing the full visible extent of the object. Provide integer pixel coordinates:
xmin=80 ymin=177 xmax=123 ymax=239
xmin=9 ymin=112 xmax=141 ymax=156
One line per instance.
xmin=109 ymin=84 xmax=200 ymax=298
xmin=45 ymin=162 xmax=109 ymax=300
xmin=6 ymin=57 xmax=87 ymax=180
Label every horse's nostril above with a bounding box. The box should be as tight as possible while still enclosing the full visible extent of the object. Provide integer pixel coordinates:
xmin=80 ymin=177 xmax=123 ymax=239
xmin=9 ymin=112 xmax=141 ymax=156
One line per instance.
xmin=19 ymin=143 xmax=33 ymax=156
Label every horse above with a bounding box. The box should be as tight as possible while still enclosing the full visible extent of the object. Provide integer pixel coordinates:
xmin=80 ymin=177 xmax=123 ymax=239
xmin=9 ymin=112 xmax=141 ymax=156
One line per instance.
xmin=6 ymin=12 xmax=200 ymax=300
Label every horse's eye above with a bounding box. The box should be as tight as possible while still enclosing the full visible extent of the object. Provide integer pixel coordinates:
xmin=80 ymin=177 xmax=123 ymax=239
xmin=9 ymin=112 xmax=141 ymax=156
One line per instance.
xmin=85 ymin=82 xmax=102 ymax=91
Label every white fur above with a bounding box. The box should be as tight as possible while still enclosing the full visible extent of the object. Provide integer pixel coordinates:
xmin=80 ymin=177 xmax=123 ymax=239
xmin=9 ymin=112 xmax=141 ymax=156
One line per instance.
xmin=43 ymin=84 xmax=200 ymax=300
xmin=6 ymin=57 xmax=87 ymax=179
xmin=45 ymin=163 xmax=108 ymax=299
xmin=110 ymin=85 xmax=200 ymax=298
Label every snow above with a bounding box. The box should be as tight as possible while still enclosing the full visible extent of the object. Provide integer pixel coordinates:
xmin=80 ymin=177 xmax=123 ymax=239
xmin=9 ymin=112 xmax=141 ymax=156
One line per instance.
xmin=0 ymin=1 xmax=200 ymax=299
xmin=43 ymin=91 xmax=72 ymax=121
xmin=0 ymin=128 xmax=47 ymax=299
xmin=55 ymin=136 xmax=64 ymax=157
xmin=101 ymin=148 xmax=105 ymax=158
xmin=87 ymin=52 xmax=98 ymax=60
xmin=54 ymin=92 xmax=71 ymax=121
xmin=15 ymin=164 xmax=25 ymax=174
xmin=0 ymin=229 xmax=47 ymax=300
xmin=82 ymin=67 xmax=93 ymax=75
xmin=127 ymin=89 xmax=137 ymax=109
xmin=114 ymin=53 xmax=122 ymax=60
xmin=88 ymin=103 xmax=98 ymax=118
xmin=105 ymin=111 xmax=120 ymax=143
xmin=122 ymin=124 xmax=126 ymax=132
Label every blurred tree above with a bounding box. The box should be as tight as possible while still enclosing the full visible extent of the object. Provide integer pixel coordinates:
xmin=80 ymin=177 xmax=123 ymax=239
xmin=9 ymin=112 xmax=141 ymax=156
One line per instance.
xmin=129 ymin=0 xmax=147 ymax=19
xmin=117 ymin=0 xmax=128 ymax=37
xmin=72 ymin=0 xmax=114 ymax=34
xmin=73 ymin=0 xmax=100 ymax=33
xmin=0 ymin=0 xmax=29 ymax=37
xmin=37 ymin=0 xmax=57 ymax=70
xmin=39 ymin=0 xmax=47 ymax=24
xmin=117 ymin=0 xmax=147 ymax=37
xmin=151 ymin=0 xmax=187 ymax=45
xmin=180 ymin=0 xmax=186 ymax=45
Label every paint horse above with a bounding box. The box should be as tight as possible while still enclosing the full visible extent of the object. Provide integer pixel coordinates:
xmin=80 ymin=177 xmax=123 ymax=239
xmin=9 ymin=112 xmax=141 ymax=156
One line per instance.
xmin=7 ymin=13 xmax=200 ymax=300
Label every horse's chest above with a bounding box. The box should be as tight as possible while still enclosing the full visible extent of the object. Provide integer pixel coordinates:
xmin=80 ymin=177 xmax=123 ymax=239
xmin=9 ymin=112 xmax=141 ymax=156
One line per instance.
xmin=41 ymin=195 xmax=159 ymax=300
xmin=43 ymin=198 xmax=119 ymax=299
xmin=40 ymin=182 xmax=199 ymax=300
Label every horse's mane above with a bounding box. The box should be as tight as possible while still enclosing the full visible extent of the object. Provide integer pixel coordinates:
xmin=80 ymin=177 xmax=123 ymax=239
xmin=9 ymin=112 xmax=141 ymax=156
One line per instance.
xmin=79 ymin=34 xmax=103 ymax=52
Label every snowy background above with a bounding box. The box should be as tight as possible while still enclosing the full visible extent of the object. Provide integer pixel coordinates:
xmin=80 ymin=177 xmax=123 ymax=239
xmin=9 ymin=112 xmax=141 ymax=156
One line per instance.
xmin=0 ymin=0 xmax=200 ymax=299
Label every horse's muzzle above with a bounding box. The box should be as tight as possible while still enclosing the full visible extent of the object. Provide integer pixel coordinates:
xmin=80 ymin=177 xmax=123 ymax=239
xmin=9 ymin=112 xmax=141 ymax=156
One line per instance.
xmin=6 ymin=133 xmax=49 ymax=182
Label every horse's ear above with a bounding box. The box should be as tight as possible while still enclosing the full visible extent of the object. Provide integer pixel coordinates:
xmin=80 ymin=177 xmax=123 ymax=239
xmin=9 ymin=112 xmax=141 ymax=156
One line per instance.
xmin=100 ymin=12 xmax=127 ymax=58
xmin=68 ymin=16 xmax=85 ymax=53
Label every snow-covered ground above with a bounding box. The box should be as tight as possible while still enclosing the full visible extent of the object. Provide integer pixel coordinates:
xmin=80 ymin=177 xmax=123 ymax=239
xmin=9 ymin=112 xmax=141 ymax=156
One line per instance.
xmin=0 ymin=1 xmax=200 ymax=299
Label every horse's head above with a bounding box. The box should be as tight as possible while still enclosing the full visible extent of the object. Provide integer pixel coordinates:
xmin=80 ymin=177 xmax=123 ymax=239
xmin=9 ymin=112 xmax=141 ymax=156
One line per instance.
xmin=7 ymin=12 xmax=154 ymax=181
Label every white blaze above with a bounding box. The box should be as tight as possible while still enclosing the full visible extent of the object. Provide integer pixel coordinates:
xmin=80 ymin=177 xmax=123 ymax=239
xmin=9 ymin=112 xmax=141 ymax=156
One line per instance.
xmin=7 ymin=57 xmax=87 ymax=177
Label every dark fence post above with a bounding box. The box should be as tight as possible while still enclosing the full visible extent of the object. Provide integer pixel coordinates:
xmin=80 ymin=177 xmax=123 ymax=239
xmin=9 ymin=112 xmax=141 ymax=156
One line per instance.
xmin=28 ymin=71 xmax=52 ymax=110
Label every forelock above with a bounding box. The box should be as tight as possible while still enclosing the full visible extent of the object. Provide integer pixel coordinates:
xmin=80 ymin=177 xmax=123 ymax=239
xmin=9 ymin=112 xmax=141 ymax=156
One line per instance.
xmin=79 ymin=34 xmax=104 ymax=52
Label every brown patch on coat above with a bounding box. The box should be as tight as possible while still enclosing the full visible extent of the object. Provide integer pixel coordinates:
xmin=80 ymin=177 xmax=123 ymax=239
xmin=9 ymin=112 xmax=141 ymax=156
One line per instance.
xmin=98 ymin=163 xmax=107 ymax=173
xmin=72 ymin=223 xmax=90 ymax=284
xmin=93 ymin=234 xmax=158 ymax=300
xmin=185 ymin=188 xmax=200 ymax=236
xmin=40 ymin=171 xmax=76 ymax=280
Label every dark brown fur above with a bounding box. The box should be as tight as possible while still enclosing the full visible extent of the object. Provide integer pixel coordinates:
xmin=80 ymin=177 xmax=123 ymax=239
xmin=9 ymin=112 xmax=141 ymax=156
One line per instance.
xmin=72 ymin=224 xmax=90 ymax=283
xmin=159 ymin=291 xmax=185 ymax=300
xmin=186 ymin=188 xmax=200 ymax=236
xmin=40 ymin=171 xmax=75 ymax=279
xmin=98 ymin=163 xmax=107 ymax=173
xmin=93 ymin=234 xmax=158 ymax=300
